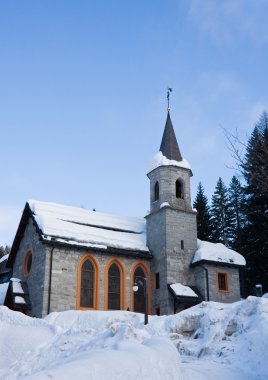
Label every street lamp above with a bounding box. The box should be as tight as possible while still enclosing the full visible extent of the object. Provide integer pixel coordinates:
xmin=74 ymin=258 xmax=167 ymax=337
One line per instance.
xmin=132 ymin=276 xmax=148 ymax=325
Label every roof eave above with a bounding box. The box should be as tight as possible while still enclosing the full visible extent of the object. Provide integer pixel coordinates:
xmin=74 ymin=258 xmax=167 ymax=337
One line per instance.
xmin=191 ymin=259 xmax=245 ymax=269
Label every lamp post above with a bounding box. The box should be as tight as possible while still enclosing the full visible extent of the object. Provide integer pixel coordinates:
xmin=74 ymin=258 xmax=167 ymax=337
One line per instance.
xmin=133 ymin=276 xmax=148 ymax=325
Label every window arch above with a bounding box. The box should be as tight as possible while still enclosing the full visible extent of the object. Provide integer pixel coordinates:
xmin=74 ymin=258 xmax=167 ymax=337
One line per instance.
xmin=77 ymin=254 xmax=100 ymax=310
xmin=104 ymin=259 xmax=126 ymax=310
xmin=176 ymin=179 xmax=184 ymax=199
xmin=154 ymin=181 xmax=159 ymax=201
xmin=130 ymin=262 xmax=151 ymax=314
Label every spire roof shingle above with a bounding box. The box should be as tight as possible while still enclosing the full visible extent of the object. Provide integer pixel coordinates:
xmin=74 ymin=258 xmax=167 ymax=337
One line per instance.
xmin=159 ymin=111 xmax=182 ymax=162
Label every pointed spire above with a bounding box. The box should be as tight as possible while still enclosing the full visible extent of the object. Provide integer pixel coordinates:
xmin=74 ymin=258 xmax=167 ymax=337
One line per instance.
xmin=160 ymin=111 xmax=183 ymax=162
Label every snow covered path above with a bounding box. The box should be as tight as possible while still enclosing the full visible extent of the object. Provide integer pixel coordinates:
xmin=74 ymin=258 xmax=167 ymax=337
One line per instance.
xmin=0 ymin=296 xmax=267 ymax=379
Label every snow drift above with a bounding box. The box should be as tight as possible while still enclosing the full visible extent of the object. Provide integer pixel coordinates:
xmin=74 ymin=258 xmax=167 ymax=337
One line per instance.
xmin=0 ymin=297 xmax=267 ymax=379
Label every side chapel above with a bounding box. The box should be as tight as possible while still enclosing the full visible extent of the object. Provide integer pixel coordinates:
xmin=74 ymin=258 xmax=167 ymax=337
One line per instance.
xmin=5 ymin=110 xmax=246 ymax=317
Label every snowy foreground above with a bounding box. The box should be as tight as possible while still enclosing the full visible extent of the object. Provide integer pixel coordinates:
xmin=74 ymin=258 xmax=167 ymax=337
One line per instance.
xmin=0 ymin=297 xmax=267 ymax=380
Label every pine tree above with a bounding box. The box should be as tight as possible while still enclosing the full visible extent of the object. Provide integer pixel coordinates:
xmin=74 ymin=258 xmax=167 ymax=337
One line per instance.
xmin=211 ymin=177 xmax=233 ymax=246
xmin=0 ymin=245 xmax=10 ymax=257
xmin=228 ymin=176 xmax=246 ymax=252
xmin=193 ymin=182 xmax=212 ymax=241
xmin=242 ymin=113 xmax=268 ymax=295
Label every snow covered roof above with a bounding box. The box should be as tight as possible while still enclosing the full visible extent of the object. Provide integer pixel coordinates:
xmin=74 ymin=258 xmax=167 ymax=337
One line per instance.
xmin=0 ymin=254 xmax=8 ymax=264
xmin=148 ymin=151 xmax=192 ymax=174
xmin=28 ymin=200 xmax=150 ymax=255
xmin=192 ymin=239 xmax=246 ymax=267
xmin=170 ymin=283 xmax=199 ymax=298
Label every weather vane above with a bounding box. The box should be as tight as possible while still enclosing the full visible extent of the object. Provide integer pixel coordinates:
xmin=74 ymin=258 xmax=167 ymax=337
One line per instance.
xmin=167 ymin=87 xmax=172 ymax=111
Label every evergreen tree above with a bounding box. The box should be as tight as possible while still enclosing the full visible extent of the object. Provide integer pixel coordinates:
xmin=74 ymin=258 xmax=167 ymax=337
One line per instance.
xmin=242 ymin=113 xmax=268 ymax=295
xmin=0 ymin=245 xmax=10 ymax=257
xmin=211 ymin=177 xmax=233 ymax=246
xmin=228 ymin=176 xmax=246 ymax=252
xmin=193 ymin=182 xmax=212 ymax=241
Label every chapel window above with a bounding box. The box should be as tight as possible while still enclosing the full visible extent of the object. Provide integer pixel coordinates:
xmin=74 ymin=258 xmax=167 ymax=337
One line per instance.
xmin=176 ymin=180 xmax=183 ymax=199
xmin=133 ymin=266 xmax=147 ymax=313
xmin=154 ymin=181 xmax=159 ymax=201
xmin=155 ymin=272 xmax=160 ymax=289
xmin=108 ymin=263 xmax=121 ymax=310
xmin=218 ymin=272 xmax=229 ymax=292
xmin=80 ymin=259 xmax=95 ymax=308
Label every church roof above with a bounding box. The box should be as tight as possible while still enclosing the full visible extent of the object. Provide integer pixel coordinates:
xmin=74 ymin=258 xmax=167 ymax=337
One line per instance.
xmin=192 ymin=239 xmax=246 ymax=267
xmin=7 ymin=201 xmax=150 ymax=266
xmin=160 ymin=111 xmax=183 ymax=162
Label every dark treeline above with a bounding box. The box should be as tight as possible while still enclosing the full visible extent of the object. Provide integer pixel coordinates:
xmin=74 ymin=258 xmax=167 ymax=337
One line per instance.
xmin=193 ymin=111 xmax=268 ymax=296
xmin=0 ymin=245 xmax=10 ymax=258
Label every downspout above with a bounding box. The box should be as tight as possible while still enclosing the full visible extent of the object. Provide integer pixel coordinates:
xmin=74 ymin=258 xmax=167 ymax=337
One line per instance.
xmin=47 ymin=246 xmax=55 ymax=315
xmin=200 ymin=265 xmax=209 ymax=301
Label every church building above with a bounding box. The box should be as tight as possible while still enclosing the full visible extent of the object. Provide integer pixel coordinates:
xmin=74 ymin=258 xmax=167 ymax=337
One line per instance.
xmin=5 ymin=110 xmax=246 ymax=317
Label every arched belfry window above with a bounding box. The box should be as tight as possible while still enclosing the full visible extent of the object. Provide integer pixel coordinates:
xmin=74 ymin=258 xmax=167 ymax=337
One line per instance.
xmin=154 ymin=181 xmax=159 ymax=201
xmin=133 ymin=266 xmax=147 ymax=313
xmin=77 ymin=255 xmax=100 ymax=310
xmin=176 ymin=179 xmax=184 ymax=199
xmin=108 ymin=263 xmax=121 ymax=310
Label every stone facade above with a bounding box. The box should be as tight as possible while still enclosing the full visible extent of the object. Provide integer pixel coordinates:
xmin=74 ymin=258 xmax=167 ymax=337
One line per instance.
xmin=12 ymin=220 xmax=151 ymax=318
xmin=146 ymin=163 xmax=198 ymax=315
xmin=193 ymin=264 xmax=241 ymax=303
xmin=12 ymin=219 xmax=48 ymax=317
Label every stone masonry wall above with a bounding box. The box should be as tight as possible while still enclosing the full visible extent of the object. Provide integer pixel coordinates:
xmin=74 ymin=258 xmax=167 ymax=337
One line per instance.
xmin=148 ymin=166 xmax=192 ymax=213
xmin=193 ymin=264 xmax=241 ymax=303
xmin=44 ymin=247 xmax=151 ymax=317
xmin=12 ymin=219 xmax=47 ymax=317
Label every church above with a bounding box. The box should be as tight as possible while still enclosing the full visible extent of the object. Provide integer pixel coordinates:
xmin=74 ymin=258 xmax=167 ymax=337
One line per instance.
xmin=5 ymin=110 xmax=246 ymax=318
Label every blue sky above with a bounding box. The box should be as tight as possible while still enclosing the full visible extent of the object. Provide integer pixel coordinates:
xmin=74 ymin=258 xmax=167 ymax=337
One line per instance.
xmin=1 ymin=0 xmax=268 ymax=245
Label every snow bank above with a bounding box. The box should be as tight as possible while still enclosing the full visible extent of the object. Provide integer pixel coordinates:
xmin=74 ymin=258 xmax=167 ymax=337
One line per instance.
xmin=148 ymin=297 xmax=268 ymax=380
xmin=0 ymin=298 xmax=267 ymax=379
xmin=0 ymin=283 xmax=8 ymax=304
xmin=192 ymin=239 xmax=246 ymax=266
xmin=0 ymin=309 xmax=181 ymax=380
xmin=28 ymin=200 xmax=149 ymax=253
xmin=148 ymin=151 xmax=191 ymax=173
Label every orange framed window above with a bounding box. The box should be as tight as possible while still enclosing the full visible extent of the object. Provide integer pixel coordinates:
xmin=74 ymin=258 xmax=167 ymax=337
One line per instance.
xmin=23 ymin=250 xmax=33 ymax=277
xmin=104 ymin=259 xmax=126 ymax=311
xmin=77 ymin=254 xmax=100 ymax=310
xmin=130 ymin=262 xmax=151 ymax=314
xmin=218 ymin=272 xmax=229 ymax=292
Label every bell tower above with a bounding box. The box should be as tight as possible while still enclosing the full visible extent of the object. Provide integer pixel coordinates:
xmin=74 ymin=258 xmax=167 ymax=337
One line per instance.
xmin=146 ymin=110 xmax=197 ymax=315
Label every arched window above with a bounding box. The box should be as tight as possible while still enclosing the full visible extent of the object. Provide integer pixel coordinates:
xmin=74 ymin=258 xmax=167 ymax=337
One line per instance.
xmin=154 ymin=181 xmax=159 ymax=201
xmin=176 ymin=179 xmax=183 ymax=199
xmin=80 ymin=259 xmax=94 ymax=308
xmin=133 ymin=266 xmax=146 ymax=313
xmin=108 ymin=263 xmax=121 ymax=310
xmin=77 ymin=255 xmax=100 ymax=310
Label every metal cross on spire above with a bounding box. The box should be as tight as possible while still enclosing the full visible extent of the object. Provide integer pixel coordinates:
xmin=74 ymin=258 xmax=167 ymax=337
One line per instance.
xmin=167 ymin=87 xmax=172 ymax=111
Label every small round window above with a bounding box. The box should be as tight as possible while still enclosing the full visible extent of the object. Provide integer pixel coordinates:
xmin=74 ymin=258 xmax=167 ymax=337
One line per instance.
xmin=24 ymin=251 xmax=33 ymax=277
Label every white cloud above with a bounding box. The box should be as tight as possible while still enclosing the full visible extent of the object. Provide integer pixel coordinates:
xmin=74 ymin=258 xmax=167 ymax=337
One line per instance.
xmin=186 ymin=0 xmax=268 ymax=45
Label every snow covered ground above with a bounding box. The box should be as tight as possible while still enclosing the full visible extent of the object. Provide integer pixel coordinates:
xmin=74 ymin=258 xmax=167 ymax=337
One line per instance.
xmin=0 ymin=296 xmax=267 ymax=379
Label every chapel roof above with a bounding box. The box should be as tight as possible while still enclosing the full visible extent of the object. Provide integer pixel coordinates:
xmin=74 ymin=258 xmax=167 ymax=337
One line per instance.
xmin=7 ymin=200 xmax=151 ymax=266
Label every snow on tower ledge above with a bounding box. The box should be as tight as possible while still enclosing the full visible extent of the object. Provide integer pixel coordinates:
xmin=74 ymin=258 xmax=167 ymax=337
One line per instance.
xmin=192 ymin=239 xmax=246 ymax=267
xmin=148 ymin=151 xmax=191 ymax=174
